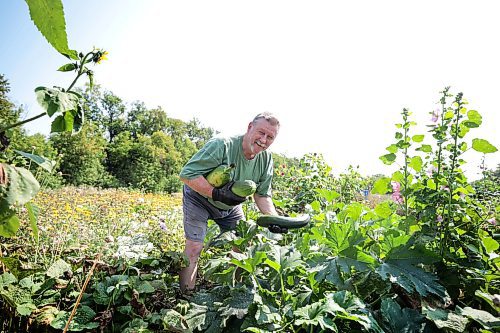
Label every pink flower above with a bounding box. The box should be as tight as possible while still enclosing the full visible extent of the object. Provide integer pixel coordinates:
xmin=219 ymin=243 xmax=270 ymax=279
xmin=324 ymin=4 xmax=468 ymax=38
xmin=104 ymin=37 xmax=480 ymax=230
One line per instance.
xmin=431 ymin=109 xmax=439 ymax=123
xmin=427 ymin=166 xmax=437 ymax=177
xmin=392 ymin=192 xmax=404 ymax=204
xmin=437 ymin=215 xmax=443 ymax=223
xmin=391 ymin=181 xmax=404 ymax=204
xmin=487 ymin=218 xmax=497 ymax=226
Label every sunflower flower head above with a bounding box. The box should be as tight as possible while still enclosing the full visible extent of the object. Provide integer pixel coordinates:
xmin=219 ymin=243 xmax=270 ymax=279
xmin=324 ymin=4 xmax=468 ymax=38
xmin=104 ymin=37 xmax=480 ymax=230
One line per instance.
xmin=92 ymin=49 xmax=109 ymax=64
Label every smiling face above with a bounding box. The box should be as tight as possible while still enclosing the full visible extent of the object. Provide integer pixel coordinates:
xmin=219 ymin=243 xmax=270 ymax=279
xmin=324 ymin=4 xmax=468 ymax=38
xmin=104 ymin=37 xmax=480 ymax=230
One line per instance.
xmin=242 ymin=118 xmax=279 ymax=160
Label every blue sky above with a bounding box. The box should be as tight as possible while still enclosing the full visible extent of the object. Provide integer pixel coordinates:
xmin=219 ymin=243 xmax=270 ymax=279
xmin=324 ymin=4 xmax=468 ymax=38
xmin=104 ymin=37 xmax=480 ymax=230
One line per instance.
xmin=1 ymin=0 xmax=499 ymax=179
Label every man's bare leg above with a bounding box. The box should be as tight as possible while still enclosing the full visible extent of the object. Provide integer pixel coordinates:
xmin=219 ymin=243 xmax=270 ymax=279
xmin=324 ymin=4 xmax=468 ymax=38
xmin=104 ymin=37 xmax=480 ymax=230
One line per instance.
xmin=179 ymin=239 xmax=204 ymax=292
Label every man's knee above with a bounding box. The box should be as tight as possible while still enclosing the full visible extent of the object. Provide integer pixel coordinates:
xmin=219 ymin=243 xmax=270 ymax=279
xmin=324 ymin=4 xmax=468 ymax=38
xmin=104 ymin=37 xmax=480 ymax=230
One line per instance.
xmin=184 ymin=239 xmax=203 ymax=260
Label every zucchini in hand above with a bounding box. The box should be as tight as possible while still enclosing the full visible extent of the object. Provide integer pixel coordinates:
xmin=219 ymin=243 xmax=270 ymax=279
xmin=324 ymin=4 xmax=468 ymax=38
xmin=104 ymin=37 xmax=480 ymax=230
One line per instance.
xmin=256 ymin=214 xmax=310 ymax=229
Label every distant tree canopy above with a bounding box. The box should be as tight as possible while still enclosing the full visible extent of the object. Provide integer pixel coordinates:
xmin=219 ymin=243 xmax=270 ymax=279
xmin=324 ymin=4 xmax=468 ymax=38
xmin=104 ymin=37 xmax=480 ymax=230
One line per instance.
xmin=0 ymin=74 xmax=310 ymax=193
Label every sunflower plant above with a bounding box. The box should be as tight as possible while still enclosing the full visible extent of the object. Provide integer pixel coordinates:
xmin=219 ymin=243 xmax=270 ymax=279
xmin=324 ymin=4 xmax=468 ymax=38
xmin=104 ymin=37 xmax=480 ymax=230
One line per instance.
xmin=0 ymin=0 xmax=106 ymax=238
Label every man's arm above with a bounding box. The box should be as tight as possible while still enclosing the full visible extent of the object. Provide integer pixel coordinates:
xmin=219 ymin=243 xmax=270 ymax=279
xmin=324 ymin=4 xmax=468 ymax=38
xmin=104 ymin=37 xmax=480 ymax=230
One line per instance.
xmin=181 ymin=176 xmax=214 ymax=197
xmin=253 ymin=194 xmax=278 ymax=215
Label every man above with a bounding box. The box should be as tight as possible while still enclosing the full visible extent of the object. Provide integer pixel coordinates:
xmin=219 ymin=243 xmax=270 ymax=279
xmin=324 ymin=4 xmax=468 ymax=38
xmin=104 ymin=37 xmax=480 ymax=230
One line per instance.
xmin=178 ymin=112 xmax=280 ymax=292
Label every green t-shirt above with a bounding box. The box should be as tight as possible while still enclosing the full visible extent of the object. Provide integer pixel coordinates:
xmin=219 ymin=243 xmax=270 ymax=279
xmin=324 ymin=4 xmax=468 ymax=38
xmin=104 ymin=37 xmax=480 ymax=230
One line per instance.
xmin=180 ymin=135 xmax=274 ymax=209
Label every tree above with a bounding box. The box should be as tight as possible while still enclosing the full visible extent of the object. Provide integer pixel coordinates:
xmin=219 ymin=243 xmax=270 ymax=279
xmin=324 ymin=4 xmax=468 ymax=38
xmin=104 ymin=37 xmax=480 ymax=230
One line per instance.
xmin=126 ymin=101 xmax=168 ymax=137
xmin=50 ymin=122 xmax=111 ymax=186
xmin=78 ymin=85 xmax=126 ymax=143
xmin=0 ymin=74 xmax=25 ymax=155
xmin=107 ymin=131 xmax=183 ymax=192
xmin=186 ymin=118 xmax=217 ymax=149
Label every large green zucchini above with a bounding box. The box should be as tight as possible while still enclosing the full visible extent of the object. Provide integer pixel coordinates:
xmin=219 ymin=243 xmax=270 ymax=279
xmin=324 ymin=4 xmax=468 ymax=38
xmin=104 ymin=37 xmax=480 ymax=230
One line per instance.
xmin=256 ymin=214 xmax=310 ymax=229
xmin=206 ymin=164 xmax=235 ymax=188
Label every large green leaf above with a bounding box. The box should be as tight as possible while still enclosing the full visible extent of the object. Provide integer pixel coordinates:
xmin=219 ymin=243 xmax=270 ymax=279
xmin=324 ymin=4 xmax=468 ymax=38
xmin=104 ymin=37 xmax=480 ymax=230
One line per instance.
xmin=472 ymin=138 xmax=498 ymax=154
xmin=254 ymin=302 xmax=281 ymax=326
xmin=24 ymin=0 xmax=78 ymax=59
xmin=385 ymin=245 xmax=441 ymax=265
xmin=311 ymin=256 xmax=347 ymax=288
xmin=372 ymin=177 xmax=390 ymax=194
xmin=378 ymin=232 xmax=411 ymax=257
xmin=408 ymin=156 xmax=423 ymax=172
xmin=319 ymin=218 xmax=365 ymax=255
xmin=185 ymin=287 xmax=229 ymax=332
xmin=46 ymin=259 xmax=72 ymax=278
xmin=423 ymin=306 xmax=468 ymax=332
xmin=462 ymin=109 xmax=482 ymax=128
xmin=458 ymin=306 xmax=500 ymax=330
xmin=0 ymin=163 xmax=40 ymax=209
xmin=381 ymin=298 xmax=424 ymax=332
xmin=293 ymin=300 xmax=337 ymax=331
xmin=34 ymin=87 xmax=79 ymax=116
xmin=0 ymin=208 xmax=20 ymax=237
xmin=219 ymin=287 xmax=256 ymax=326
xmin=184 ymin=302 xmax=211 ymax=331
xmin=380 ymin=153 xmax=396 ymax=165
xmin=230 ymin=251 xmax=267 ymax=274
xmin=162 ymin=309 xmax=189 ymax=332
xmin=325 ymin=291 xmax=384 ymax=332
xmin=376 ymin=260 xmax=446 ymax=298
xmin=314 ymin=189 xmax=340 ymax=203
xmin=14 ymin=150 xmax=57 ymax=173
xmin=374 ymin=201 xmax=393 ymax=218
xmin=50 ymin=305 xmax=99 ymax=331
xmin=265 ymin=244 xmax=304 ymax=274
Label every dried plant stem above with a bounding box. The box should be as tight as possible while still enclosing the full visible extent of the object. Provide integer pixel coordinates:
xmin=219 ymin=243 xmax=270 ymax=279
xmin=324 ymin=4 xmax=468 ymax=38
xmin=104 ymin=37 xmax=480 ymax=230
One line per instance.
xmin=63 ymin=253 xmax=101 ymax=333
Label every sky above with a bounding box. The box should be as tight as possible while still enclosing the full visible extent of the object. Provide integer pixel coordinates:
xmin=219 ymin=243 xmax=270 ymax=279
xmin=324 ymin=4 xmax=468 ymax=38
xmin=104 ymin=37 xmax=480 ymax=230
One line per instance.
xmin=1 ymin=0 xmax=499 ymax=180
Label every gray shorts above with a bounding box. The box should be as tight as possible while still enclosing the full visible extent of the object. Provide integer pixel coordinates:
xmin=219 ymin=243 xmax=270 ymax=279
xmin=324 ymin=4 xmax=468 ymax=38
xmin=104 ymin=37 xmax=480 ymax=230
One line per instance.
xmin=182 ymin=185 xmax=244 ymax=243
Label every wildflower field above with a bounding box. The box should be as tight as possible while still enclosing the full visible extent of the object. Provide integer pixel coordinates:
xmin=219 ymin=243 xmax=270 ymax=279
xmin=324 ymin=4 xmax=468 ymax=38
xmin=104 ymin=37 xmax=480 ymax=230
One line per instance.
xmin=16 ymin=187 xmax=185 ymax=265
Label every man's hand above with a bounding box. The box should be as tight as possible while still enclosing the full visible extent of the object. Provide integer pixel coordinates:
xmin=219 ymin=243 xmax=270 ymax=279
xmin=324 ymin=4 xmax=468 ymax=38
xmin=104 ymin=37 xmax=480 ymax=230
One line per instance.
xmin=212 ymin=181 xmax=247 ymax=206
xmin=268 ymin=224 xmax=288 ymax=234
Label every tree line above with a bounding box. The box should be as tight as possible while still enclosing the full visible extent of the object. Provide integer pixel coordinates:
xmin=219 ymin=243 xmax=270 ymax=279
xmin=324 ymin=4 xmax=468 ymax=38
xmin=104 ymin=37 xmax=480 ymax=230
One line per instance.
xmin=0 ymin=73 xmax=220 ymax=192
xmin=1 ymin=73 xmax=300 ymax=193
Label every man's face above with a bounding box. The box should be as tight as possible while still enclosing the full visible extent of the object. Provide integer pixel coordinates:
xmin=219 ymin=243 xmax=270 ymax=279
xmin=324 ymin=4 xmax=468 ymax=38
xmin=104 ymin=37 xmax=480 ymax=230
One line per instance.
xmin=243 ymin=118 xmax=279 ymax=159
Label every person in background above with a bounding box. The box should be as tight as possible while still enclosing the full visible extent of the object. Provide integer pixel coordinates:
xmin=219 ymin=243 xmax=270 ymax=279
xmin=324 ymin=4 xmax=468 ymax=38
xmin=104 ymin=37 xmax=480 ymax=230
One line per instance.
xmin=178 ymin=112 xmax=281 ymax=293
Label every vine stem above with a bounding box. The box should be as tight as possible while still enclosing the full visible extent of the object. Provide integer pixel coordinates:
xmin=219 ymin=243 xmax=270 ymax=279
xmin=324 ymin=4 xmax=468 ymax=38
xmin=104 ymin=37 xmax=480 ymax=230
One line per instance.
xmin=63 ymin=253 xmax=101 ymax=333
xmin=0 ymin=112 xmax=46 ymax=132
xmin=0 ymin=51 xmax=92 ymax=133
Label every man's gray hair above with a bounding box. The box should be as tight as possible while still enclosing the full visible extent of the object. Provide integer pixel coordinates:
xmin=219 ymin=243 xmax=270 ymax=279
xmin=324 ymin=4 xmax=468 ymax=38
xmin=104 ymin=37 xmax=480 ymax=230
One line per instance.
xmin=252 ymin=112 xmax=280 ymax=128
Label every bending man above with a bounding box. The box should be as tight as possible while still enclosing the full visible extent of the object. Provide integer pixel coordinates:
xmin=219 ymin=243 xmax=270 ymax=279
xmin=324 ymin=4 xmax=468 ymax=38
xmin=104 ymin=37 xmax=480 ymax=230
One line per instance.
xmin=179 ymin=112 xmax=280 ymax=292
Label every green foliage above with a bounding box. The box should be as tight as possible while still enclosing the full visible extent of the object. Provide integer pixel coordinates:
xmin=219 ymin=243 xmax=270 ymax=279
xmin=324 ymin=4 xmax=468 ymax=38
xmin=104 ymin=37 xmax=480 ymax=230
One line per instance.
xmin=107 ymin=131 xmax=183 ymax=192
xmin=24 ymin=0 xmax=78 ymax=59
xmin=35 ymin=87 xmax=84 ymax=133
xmin=272 ymin=153 xmax=337 ymax=213
xmin=472 ymin=163 xmax=500 ymax=211
xmin=127 ymin=101 xmax=168 ymax=138
xmin=50 ymin=122 xmax=111 ymax=187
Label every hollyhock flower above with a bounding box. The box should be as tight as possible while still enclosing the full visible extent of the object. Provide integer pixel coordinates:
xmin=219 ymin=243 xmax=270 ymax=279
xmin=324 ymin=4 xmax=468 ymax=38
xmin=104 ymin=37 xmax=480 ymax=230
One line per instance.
xmin=487 ymin=217 xmax=497 ymax=226
xmin=426 ymin=166 xmax=437 ymax=177
xmin=431 ymin=109 xmax=439 ymax=122
xmin=392 ymin=192 xmax=404 ymax=204
xmin=391 ymin=181 xmax=403 ymax=204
